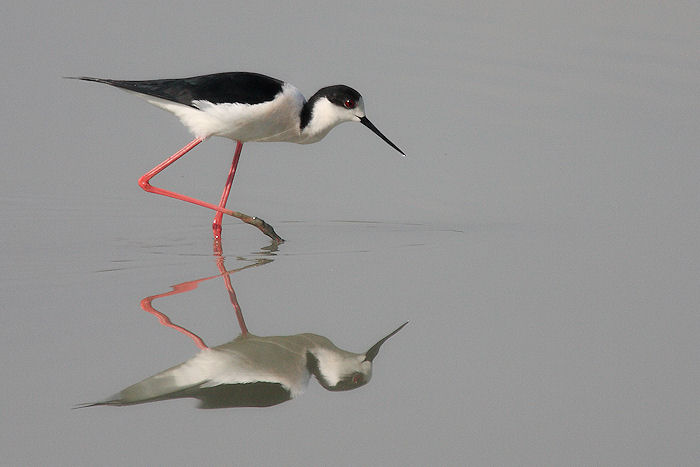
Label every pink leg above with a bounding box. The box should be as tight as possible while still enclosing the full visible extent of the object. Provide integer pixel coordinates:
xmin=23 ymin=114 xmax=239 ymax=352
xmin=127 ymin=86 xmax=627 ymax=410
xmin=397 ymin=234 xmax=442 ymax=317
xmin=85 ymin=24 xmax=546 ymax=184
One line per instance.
xmin=138 ymin=137 xmax=230 ymax=215
xmin=140 ymin=284 xmax=209 ymax=350
xmin=215 ymin=249 xmax=249 ymax=337
xmin=139 ymin=252 xmax=270 ymax=347
xmin=138 ymin=138 xmax=284 ymax=242
xmin=212 ymin=140 xmax=243 ymax=239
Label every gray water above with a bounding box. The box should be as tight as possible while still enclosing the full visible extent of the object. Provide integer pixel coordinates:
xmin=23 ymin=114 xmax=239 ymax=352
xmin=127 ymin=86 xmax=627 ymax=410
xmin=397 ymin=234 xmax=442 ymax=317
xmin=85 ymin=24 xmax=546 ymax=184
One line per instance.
xmin=2 ymin=2 xmax=698 ymax=465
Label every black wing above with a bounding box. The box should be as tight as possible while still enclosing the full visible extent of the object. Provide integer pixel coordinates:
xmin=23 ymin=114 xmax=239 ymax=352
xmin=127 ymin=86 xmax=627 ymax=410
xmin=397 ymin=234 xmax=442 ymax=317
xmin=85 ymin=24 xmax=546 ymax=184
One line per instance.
xmin=71 ymin=72 xmax=285 ymax=108
xmin=194 ymin=382 xmax=292 ymax=408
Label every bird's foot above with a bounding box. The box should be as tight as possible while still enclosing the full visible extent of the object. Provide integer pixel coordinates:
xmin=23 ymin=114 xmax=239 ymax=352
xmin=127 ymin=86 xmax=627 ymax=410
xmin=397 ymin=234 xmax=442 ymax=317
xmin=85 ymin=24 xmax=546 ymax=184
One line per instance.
xmin=226 ymin=210 xmax=284 ymax=243
xmin=249 ymin=216 xmax=284 ymax=243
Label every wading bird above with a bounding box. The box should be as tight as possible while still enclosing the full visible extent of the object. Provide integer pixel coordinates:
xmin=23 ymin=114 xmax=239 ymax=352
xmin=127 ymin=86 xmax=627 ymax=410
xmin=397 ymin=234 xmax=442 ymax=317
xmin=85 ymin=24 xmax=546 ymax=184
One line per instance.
xmin=70 ymin=72 xmax=405 ymax=242
xmin=77 ymin=322 xmax=408 ymax=408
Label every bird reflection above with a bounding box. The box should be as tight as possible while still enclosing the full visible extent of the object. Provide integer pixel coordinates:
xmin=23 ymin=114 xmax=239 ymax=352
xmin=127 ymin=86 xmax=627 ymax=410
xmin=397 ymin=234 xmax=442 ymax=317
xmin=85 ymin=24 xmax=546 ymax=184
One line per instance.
xmin=79 ymin=239 xmax=406 ymax=409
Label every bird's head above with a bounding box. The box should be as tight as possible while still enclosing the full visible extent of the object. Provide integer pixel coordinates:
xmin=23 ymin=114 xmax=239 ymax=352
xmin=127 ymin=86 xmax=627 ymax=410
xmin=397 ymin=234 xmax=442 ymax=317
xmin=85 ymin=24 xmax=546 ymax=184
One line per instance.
xmin=306 ymin=322 xmax=408 ymax=391
xmin=304 ymin=85 xmax=405 ymax=155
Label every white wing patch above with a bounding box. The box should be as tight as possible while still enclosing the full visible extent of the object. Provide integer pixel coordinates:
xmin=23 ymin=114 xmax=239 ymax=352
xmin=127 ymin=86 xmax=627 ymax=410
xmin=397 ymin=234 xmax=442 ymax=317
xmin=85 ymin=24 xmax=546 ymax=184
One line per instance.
xmin=169 ymin=344 xmax=310 ymax=399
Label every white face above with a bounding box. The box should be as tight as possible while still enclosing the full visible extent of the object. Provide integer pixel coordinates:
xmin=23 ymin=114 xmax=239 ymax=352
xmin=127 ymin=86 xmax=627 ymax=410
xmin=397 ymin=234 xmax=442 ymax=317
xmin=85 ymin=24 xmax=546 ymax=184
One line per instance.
xmin=323 ymin=95 xmax=366 ymax=123
xmin=299 ymin=96 xmax=365 ymax=143
xmin=314 ymin=348 xmax=373 ymax=391
xmin=343 ymin=96 xmax=366 ymax=121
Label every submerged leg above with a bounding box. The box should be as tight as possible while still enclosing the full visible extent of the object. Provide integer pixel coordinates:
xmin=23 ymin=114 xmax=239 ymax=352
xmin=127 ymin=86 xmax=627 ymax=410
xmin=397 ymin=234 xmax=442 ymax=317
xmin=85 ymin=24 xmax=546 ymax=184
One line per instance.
xmin=137 ymin=138 xmax=284 ymax=242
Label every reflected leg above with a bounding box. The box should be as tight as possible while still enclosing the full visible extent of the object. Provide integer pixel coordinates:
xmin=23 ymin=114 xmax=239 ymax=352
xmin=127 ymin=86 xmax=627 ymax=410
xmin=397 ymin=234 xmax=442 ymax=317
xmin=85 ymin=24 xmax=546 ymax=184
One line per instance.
xmin=214 ymin=246 xmax=249 ymax=337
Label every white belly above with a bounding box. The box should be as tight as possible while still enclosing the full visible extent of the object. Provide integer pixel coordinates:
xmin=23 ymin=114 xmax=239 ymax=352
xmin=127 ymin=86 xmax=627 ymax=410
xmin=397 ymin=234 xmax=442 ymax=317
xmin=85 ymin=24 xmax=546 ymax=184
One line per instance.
xmin=142 ymin=83 xmax=306 ymax=143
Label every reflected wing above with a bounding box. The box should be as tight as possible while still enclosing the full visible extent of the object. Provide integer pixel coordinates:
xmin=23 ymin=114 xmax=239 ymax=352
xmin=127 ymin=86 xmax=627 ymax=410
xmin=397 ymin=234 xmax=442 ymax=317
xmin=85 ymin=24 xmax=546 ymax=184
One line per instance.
xmin=190 ymin=382 xmax=291 ymax=408
xmin=77 ymin=381 xmax=292 ymax=409
xmin=77 ymin=336 xmax=311 ymax=409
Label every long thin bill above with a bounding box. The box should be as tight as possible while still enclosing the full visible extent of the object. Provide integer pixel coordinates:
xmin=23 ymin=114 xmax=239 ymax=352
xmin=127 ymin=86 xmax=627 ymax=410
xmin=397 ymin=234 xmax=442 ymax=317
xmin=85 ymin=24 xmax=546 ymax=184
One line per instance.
xmin=360 ymin=116 xmax=406 ymax=156
xmin=364 ymin=321 xmax=409 ymax=362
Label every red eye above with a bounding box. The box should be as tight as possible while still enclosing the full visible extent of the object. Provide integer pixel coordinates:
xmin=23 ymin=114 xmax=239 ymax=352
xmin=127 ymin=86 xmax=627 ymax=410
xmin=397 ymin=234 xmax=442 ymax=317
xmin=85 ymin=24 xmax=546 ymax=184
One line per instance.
xmin=352 ymin=374 xmax=361 ymax=384
xmin=344 ymin=99 xmax=356 ymax=109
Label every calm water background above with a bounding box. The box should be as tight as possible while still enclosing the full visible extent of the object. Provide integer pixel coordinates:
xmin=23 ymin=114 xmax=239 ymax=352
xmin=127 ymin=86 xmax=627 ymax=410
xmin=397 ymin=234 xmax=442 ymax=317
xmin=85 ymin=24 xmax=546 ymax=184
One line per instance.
xmin=2 ymin=2 xmax=698 ymax=465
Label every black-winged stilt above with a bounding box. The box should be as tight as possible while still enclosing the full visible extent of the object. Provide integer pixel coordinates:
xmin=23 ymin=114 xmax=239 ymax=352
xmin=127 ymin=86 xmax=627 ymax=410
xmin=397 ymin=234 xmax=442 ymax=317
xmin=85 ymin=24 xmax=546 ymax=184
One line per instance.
xmin=69 ymin=72 xmax=405 ymax=242
xmin=77 ymin=322 xmax=408 ymax=408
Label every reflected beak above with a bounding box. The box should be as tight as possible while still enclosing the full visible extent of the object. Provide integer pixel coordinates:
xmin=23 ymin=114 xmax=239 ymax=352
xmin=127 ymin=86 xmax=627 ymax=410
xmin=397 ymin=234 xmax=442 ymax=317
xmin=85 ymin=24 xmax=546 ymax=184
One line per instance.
xmin=360 ymin=116 xmax=405 ymax=156
xmin=364 ymin=321 xmax=409 ymax=362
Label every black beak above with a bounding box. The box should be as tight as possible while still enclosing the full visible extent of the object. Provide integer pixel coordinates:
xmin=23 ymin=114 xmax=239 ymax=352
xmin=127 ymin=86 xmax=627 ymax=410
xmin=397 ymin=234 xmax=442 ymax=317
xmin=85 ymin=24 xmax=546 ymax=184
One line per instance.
xmin=360 ymin=116 xmax=405 ymax=156
xmin=364 ymin=321 xmax=408 ymax=362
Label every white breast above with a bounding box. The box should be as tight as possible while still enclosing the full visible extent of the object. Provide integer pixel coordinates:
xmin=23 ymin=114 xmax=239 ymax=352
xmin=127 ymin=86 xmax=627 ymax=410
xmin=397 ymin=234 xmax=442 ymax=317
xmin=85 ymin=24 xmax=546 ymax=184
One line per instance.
xmin=139 ymin=83 xmax=307 ymax=143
